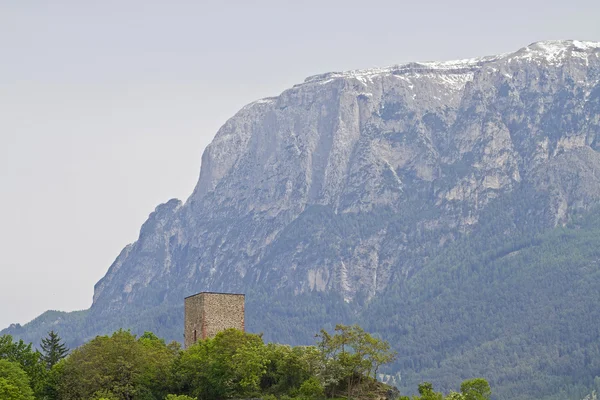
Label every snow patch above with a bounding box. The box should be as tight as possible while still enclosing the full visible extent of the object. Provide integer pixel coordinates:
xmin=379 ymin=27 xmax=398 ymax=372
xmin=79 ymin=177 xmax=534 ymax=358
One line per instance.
xmin=510 ymin=40 xmax=600 ymax=65
xmin=301 ymin=40 xmax=600 ymax=88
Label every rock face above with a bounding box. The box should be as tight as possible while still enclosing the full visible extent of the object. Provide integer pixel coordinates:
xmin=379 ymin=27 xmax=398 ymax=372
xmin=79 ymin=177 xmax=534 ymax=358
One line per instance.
xmin=5 ymin=39 xmax=600 ymax=400
xmin=5 ymin=40 xmax=600 ymax=344
xmin=92 ymin=40 xmax=600 ymax=311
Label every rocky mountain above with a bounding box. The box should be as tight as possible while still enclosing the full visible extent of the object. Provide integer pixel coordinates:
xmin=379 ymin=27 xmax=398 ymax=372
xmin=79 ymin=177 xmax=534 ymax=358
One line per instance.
xmin=96 ymin=40 xmax=600 ymax=305
xmin=4 ymin=40 xmax=600 ymax=399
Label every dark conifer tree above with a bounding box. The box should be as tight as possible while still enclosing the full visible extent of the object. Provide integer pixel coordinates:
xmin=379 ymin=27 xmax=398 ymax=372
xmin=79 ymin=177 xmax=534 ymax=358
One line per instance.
xmin=40 ymin=330 xmax=69 ymax=369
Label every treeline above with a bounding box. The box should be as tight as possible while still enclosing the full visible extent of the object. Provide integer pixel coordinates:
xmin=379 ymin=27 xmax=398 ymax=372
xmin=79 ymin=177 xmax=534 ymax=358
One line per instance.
xmin=8 ymin=194 xmax=600 ymax=399
xmin=0 ymin=325 xmax=489 ymax=400
xmin=361 ymin=204 xmax=600 ymax=400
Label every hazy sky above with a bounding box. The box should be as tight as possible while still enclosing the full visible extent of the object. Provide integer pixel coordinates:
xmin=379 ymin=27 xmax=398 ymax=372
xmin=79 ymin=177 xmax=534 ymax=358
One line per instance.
xmin=1 ymin=0 xmax=599 ymax=329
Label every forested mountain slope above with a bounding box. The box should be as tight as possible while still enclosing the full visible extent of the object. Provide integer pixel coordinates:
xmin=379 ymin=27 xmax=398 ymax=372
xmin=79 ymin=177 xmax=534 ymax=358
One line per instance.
xmin=4 ymin=40 xmax=600 ymax=399
xmin=365 ymin=204 xmax=600 ymax=400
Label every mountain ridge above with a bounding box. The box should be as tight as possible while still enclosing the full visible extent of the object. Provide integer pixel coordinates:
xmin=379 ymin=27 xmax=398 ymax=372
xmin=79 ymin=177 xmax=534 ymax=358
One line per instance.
xmin=4 ymin=39 xmax=600 ymax=399
xmin=300 ymin=40 xmax=599 ymax=85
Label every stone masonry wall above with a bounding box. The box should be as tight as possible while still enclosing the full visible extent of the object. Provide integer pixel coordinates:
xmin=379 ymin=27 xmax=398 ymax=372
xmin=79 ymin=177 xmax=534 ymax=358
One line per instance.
xmin=184 ymin=292 xmax=245 ymax=348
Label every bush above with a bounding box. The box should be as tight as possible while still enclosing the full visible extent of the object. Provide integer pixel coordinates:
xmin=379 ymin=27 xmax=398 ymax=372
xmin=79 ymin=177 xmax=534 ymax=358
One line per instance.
xmin=165 ymin=395 xmax=197 ymax=400
xmin=0 ymin=359 xmax=35 ymax=400
xmin=91 ymin=389 xmax=118 ymax=400
xmin=298 ymin=376 xmax=325 ymax=399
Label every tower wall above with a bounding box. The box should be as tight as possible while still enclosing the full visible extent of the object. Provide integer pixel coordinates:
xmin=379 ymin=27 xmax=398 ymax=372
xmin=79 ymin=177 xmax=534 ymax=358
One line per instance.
xmin=184 ymin=292 xmax=245 ymax=348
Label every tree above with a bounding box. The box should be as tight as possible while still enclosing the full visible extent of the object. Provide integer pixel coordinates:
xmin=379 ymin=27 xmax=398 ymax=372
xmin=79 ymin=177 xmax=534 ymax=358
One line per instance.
xmin=41 ymin=359 xmax=64 ymax=400
xmin=260 ymin=344 xmax=313 ymax=394
xmin=418 ymin=382 xmax=434 ymax=395
xmin=298 ymin=376 xmax=325 ymax=399
xmin=417 ymin=382 xmax=443 ymax=400
xmin=0 ymin=335 xmax=46 ymax=396
xmin=172 ymin=329 xmax=269 ymax=400
xmin=56 ymin=330 xmax=177 ymax=400
xmin=460 ymin=378 xmax=491 ymax=400
xmin=363 ymin=332 xmax=396 ymax=379
xmin=40 ymin=331 xmax=69 ymax=369
xmin=314 ymin=324 xmax=397 ymax=397
xmin=0 ymin=359 xmax=35 ymax=400
xmin=445 ymin=392 xmax=465 ymax=400
xmin=137 ymin=331 xmax=181 ymax=400
xmin=231 ymin=337 xmax=270 ymax=395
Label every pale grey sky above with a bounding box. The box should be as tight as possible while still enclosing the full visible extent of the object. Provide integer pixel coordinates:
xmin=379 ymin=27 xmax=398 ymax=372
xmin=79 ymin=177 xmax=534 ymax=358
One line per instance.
xmin=1 ymin=0 xmax=598 ymax=329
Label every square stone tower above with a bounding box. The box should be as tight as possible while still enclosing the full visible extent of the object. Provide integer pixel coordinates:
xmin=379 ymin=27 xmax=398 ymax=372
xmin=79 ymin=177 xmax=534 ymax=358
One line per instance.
xmin=184 ymin=291 xmax=245 ymax=348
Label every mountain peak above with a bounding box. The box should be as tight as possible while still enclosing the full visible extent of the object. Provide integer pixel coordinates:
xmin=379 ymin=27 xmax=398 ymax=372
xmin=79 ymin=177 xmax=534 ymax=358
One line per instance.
xmin=510 ymin=39 xmax=600 ymax=64
xmin=301 ymin=40 xmax=600 ymax=87
xmin=527 ymin=39 xmax=600 ymax=51
xmin=301 ymin=54 xmax=502 ymax=86
xmin=6 ymin=40 xmax=600 ymax=400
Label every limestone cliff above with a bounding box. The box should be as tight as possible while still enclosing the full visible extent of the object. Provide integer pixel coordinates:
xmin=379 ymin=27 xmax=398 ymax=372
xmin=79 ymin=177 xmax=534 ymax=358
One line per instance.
xmin=6 ymin=40 xmax=600 ymax=400
xmin=90 ymin=40 xmax=600 ymax=308
xmin=5 ymin=40 xmax=600 ymax=348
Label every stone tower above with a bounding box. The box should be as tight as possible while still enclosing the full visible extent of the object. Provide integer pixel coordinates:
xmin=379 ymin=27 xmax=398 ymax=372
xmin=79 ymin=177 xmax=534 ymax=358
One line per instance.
xmin=184 ymin=291 xmax=245 ymax=348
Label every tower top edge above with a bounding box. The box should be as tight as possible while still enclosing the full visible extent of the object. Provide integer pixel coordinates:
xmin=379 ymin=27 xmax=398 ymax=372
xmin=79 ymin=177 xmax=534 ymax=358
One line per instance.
xmin=184 ymin=291 xmax=245 ymax=299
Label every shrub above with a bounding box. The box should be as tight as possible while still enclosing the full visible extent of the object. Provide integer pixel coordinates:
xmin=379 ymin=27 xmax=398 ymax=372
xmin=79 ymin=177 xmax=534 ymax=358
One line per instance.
xmin=298 ymin=376 xmax=325 ymax=399
xmin=165 ymin=395 xmax=197 ymax=400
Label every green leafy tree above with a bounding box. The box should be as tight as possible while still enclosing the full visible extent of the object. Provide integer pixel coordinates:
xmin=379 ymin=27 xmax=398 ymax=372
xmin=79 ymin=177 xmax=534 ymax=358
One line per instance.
xmin=172 ymin=329 xmax=269 ymax=400
xmin=445 ymin=392 xmax=465 ymax=400
xmin=165 ymin=395 xmax=196 ymax=400
xmin=0 ymin=335 xmax=46 ymax=396
xmin=261 ymin=344 xmax=313 ymax=394
xmin=232 ymin=337 xmax=270 ymax=394
xmin=417 ymin=382 xmax=443 ymax=400
xmin=460 ymin=378 xmax=491 ymax=400
xmin=314 ymin=324 xmax=397 ymax=397
xmin=137 ymin=331 xmax=181 ymax=400
xmin=90 ymin=389 xmax=119 ymax=400
xmin=41 ymin=359 xmax=65 ymax=400
xmin=56 ymin=330 xmax=176 ymax=400
xmin=0 ymin=359 xmax=35 ymax=400
xmin=40 ymin=331 xmax=69 ymax=370
xmin=298 ymin=376 xmax=325 ymax=399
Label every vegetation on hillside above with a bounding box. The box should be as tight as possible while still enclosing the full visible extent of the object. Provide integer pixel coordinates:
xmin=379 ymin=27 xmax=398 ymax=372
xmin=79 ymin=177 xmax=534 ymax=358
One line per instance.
xmin=6 ymin=196 xmax=600 ymax=399
xmin=361 ymin=205 xmax=600 ymax=400
xmin=0 ymin=359 xmax=35 ymax=400
xmin=0 ymin=326 xmax=490 ymax=400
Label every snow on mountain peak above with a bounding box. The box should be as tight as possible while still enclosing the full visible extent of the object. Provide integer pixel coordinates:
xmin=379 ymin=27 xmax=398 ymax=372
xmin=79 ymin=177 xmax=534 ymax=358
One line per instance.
xmin=511 ymin=40 xmax=600 ymax=64
xmin=301 ymin=40 xmax=600 ymax=87
xmin=302 ymin=54 xmax=504 ymax=86
xmin=241 ymin=40 xmax=600 ymax=122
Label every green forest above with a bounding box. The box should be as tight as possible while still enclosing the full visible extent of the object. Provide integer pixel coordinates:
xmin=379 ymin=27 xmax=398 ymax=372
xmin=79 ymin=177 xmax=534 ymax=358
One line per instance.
xmin=361 ymin=205 xmax=600 ymax=400
xmin=0 ymin=325 xmax=490 ymax=400
xmin=6 ymin=198 xmax=600 ymax=400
